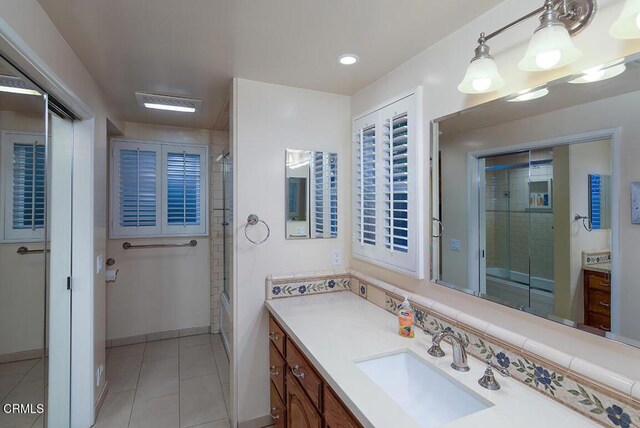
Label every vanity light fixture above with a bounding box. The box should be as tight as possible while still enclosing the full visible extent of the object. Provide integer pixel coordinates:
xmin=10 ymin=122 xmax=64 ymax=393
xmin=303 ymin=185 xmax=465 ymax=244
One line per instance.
xmin=610 ymin=0 xmax=640 ymax=39
xmin=338 ymin=54 xmax=359 ymax=65
xmin=457 ymin=35 xmax=506 ymax=94
xmin=507 ymin=87 xmax=550 ymax=102
xmin=458 ymin=0 xmax=595 ymax=94
xmin=569 ymin=58 xmax=627 ymax=84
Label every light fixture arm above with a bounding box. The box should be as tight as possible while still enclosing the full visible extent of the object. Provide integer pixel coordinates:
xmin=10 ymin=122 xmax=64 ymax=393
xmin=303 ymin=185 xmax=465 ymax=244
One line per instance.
xmin=481 ymin=0 xmax=595 ymax=44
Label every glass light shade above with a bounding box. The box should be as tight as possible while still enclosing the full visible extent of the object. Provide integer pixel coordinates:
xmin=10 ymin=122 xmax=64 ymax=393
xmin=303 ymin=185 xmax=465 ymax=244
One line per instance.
xmin=457 ymin=57 xmax=505 ymax=94
xmin=569 ymin=59 xmax=627 ymax=84
xmin=610 ymin=0 xmax=640 ymax=39
xmin=519 ymin=25 xmax=582 ymax=72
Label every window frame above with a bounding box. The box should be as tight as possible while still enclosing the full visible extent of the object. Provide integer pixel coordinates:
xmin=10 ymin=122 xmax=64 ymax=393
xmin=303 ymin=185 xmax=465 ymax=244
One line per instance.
xmin=351 ymin=88 xmax=424 ymax=278
xmin=1 ymin=131 xmax=48 ymax=243
xmin=109 ymin=138 xmax=209 ymax=239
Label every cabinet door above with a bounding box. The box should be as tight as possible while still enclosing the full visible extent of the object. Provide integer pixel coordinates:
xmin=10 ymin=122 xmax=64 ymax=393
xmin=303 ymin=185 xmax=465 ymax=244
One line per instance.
xmin=270 ymin=379 xmax=286 ymax=428
xmin=270 ymin=343 xmax=286 ymax=401
xmin=324 ymin=384 xmax=362 ymax=428
xmin=287 ymin=373 xmax=322 ymax=428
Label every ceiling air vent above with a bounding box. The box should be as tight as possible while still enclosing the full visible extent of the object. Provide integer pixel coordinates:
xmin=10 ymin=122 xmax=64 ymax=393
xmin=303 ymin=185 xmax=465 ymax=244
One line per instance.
xmin=135 ymin=92 xmax=201 ymax=113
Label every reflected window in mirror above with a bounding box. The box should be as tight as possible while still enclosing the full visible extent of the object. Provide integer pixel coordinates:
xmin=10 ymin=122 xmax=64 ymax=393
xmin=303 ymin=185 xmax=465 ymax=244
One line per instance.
xmin=285 ymin=149 xmax=337 ymax=239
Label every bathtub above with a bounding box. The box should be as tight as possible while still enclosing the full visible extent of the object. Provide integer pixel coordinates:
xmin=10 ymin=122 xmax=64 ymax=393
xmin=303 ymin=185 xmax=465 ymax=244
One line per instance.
xmin=485 ymin=267 xmax=555 ymax=316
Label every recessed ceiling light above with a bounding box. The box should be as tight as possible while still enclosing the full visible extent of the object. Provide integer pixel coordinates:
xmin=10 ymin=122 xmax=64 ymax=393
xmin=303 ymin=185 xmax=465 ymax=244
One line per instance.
xmin=135 ymin=92 xmax=201 ymax=114
xmin=338 ymin=54 xmax=359 ymax=65
xmin=508 ymin=87 xmax=549 ymax=102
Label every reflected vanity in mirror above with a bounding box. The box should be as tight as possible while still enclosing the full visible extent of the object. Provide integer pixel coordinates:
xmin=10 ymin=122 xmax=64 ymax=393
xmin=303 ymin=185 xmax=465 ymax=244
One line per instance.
xmin=285 ymin=149 xmax=337 ymax=239
xmin=431 ymin=52 xmax=640 ymax=349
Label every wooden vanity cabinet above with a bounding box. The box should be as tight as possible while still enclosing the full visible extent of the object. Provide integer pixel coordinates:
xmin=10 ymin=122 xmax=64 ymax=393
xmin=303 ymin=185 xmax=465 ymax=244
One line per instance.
xmin=268 ymin=313 xmax=363 ymax=428
xmin=583 ymin=269 xmax=611 ymax=331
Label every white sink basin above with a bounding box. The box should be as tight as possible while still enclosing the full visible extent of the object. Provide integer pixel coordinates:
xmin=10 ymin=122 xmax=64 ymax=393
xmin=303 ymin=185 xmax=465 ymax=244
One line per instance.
xmin=356 ymin=351 xmax=491 ymax=428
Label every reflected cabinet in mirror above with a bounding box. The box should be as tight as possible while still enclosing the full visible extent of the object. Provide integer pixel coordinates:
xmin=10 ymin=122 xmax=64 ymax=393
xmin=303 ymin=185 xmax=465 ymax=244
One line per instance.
xmin=431 ymin=52 xmax=640 ymax=349
xmin=285 ymin=149 xmax=337 ymax=239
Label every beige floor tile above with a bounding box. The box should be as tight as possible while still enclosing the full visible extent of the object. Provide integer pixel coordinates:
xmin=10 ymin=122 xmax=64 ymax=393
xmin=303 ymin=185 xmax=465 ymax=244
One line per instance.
xmin=221 ymin=383 xmax=230 ymax=415
xmin=0 ymin=379 xmax=44 ymax=427
xmin=0 ymin=359 xmax=39 ymax=377
xmin=214 ymin=352 xmax=229 ymax=384
xmin=108 ymin=343 xmax=145 ymax=361
xmin=136 ymin=358 xmax=178 ymax=400
xmin=143 ymin=339 xmax=178 ymax=362
xmin=93 ymin=389 xmax=135 ymax=428
xmin=107 ymin=355 xmax=142 ymax=393
xmin=0 ymin=373 xmax=24 ymax=402
xmin=179 ymin=345 xmax=216 ymax=380
xmin=22 ymin=359 xmax=45 ymax=382
xmin=187 ymin=419 xmax=230 ymax=428
xmin=210 ymin=335 xmax=225 ymax=355
xmin=179 ymin=334 xmax=211 ymax=348
xmin=179 ymin=375 xmax=226 ymax=427
xmin=130 ymin=393 xmax=179 ymax=428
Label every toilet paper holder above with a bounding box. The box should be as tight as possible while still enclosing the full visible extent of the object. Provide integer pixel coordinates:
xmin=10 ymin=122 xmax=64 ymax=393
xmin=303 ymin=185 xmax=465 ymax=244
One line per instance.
xmin=106 ymin=258 xmax=116 ymax=266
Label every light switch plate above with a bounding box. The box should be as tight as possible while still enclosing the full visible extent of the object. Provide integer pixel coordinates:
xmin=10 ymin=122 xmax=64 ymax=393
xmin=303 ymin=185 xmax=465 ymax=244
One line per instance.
xmin=451 ymin=239 xmax=461 ymax=251
xmin=96 ymin=255 xmax=104 ymax=274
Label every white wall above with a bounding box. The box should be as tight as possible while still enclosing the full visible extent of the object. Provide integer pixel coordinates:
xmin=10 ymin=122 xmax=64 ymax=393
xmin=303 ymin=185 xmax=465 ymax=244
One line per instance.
xmin=106 ymin=121 xmax=212 ymax=340
xmin=0 ymin=1 xmax=123 ymax=424
xmin=233 ymin=79 xmax=350 ymax=423
xmin=351 ymin=0 xmax=640 ymax=379
xmin=0 ymin=111 xmax=46 ymax=357
xmin=568 ymin=140 xmax=612 ymax=322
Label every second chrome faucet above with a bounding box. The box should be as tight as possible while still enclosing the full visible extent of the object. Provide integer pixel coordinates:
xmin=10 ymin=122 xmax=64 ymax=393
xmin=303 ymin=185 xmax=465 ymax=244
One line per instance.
xmin=426 ymin=330 xmax=470 ymax=372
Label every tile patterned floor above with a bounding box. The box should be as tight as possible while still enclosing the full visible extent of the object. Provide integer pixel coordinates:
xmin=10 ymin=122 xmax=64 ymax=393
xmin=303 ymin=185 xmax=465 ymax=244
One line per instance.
xmin=95 ymin=334 xmax=230 ymax=428
xmin=0 ymin=358 xmax=46 ymax=427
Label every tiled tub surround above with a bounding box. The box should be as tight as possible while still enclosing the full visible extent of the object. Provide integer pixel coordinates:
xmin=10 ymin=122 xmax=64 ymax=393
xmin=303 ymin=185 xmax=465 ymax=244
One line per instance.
xmin=265 ymin=270 xmax=640 ymax=427
xmin=266 ymin=292 xmax=597 ymax=427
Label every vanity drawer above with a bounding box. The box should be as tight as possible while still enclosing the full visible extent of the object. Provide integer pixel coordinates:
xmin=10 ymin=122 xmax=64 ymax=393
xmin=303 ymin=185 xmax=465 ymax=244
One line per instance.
xmin=270 ymin=342 xmax=286 ymax=401
xmin=269 ymin=315 xmax=286 ymax=357
xmin=586 ymin=272 xmax=611 ymax=292
xmin=587 ymin=291 xmax=611 ymax=316
xmin=286 ymin=337 xmax=322 ymax=410
xmin=270 ymin=379 xmax=286 ymax=428
xmin=587 ymin=312 xmax=611 ymax=332
xmin=324 ymin=384 xmax=362 ymax=428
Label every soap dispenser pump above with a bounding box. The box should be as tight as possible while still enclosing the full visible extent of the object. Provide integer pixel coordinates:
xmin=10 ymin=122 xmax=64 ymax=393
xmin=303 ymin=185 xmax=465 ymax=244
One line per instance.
xmin=398 ymin=297 xmax=415 ymax=338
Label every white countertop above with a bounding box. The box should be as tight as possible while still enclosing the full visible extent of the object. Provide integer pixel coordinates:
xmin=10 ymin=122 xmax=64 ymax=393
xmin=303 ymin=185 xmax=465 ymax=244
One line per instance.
xmin=265 ymin=291 xmax=597 ymax=428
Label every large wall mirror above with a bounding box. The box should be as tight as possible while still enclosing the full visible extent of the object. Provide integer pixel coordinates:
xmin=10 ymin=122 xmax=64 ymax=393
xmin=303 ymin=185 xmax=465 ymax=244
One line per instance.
xmin=285 ymin=149 xmax=337 ymax=239
xmin=431 ymin=52 xmax=640 ymax=349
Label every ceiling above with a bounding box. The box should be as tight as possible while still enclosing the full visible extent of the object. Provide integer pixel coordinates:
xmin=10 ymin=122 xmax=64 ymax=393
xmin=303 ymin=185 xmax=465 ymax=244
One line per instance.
xmin=37 ymin=0 xmax=505 ymax=130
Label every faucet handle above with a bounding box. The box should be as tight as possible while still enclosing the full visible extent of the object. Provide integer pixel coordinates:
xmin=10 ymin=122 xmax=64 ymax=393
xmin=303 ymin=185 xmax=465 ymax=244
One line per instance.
xmin=478 ymin=366 xmax=501 ymax=390
xmin=486 ymin=359 xmax=511 ymax=377
xmin=427 ymin=342 xmax=445 ymax=357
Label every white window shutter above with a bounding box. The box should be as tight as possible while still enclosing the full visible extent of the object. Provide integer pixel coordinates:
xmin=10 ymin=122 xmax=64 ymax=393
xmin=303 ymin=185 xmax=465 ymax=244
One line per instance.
xmin=351 ymin=88 xmax=424 ymax=278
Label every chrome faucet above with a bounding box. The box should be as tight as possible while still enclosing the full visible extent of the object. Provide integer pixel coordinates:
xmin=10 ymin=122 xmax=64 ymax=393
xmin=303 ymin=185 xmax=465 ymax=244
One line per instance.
xmin=427 ymin=331 xmax=470 ymax=372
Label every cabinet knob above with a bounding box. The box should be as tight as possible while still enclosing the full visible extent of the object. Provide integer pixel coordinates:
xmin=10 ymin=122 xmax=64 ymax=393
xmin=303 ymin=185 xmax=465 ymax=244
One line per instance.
xmin=599 ymin=301 xmax=610 ymax=308
xmin=269 ymin=332 xmax=279 ymax=341
xmin=291 ymin=364 xmax=306 ymax=379
xmin=269 ymin=365 xmax=279 ymax=376
xmin=270 ymin=407 xmax=280 ymax=420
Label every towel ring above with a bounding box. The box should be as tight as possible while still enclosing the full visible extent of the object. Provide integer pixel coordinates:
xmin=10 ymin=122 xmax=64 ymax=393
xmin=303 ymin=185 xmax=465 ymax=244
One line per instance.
xmin=245 ymin=214 xmax=270 ymax=245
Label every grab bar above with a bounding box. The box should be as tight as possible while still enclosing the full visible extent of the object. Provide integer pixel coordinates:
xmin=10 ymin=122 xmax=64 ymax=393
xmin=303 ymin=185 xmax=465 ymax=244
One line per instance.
xmin=17 ymin=246 xmax=50 ymax=255
xmin=122 ymin=240 xmax=198 ymax=250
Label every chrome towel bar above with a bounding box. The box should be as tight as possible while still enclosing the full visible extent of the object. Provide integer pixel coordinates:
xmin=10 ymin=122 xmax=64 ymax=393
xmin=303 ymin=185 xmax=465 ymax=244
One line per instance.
xmin=122 ymin=240 xmax=198 ymax=250
xmin=16 ymin=246 xmax=49 ymax=255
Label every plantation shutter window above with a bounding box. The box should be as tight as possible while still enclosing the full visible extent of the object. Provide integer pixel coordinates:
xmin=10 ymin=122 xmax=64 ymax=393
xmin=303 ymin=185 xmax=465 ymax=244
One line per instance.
xmin=352 ymin=88 xmax=424 ymax=278
xmin=310 ymin=152 xmax=338 ymax=238
xmin=2 ymin=132 xmax=47 ymax=242
xmin=110 ymin=139 xmax=208 ymax=238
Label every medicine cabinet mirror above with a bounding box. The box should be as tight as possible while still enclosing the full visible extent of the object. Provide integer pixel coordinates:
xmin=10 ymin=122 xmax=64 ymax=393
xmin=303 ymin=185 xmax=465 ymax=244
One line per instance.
xmin=431 ymin=50 xmax=640 ymax=350
xmin=285 ymin=149 xmax=337 ymax=239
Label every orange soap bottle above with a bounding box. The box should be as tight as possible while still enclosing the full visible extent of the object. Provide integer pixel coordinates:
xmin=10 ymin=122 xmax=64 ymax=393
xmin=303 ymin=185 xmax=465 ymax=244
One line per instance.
xmin=398 ymin=297 xmax=415 ymax=338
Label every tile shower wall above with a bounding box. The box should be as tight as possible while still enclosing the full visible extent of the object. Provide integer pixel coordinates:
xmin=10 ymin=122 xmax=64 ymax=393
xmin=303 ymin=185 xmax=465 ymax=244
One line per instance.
xmin=210 ymin=131 xmax=229 ymax=333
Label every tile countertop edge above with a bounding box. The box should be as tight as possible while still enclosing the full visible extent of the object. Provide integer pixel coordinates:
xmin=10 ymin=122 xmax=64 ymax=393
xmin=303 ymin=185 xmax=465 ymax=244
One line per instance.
xmin=264 ymin=299 xmax=377 ymax=428
xmin=347 ymin=268 xmax=640 ymax=397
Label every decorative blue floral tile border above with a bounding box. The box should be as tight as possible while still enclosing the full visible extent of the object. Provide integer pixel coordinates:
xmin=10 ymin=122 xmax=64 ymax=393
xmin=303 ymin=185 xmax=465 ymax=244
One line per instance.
xmin=381 ymin=292 xmax=639 ymax=427
xmin=268 ymin=277 xmax=351 ymax=299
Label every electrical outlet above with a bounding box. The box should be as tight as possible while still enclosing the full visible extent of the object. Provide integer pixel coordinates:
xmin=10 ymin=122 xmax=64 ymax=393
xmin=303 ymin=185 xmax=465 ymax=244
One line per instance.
xmin=451 ymin=239 xmax=461 ymax=252
xmin=96 ymin=255 xmax=104 ymax=274
xmin=331 ymin=249 xmax=342 ymax=266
